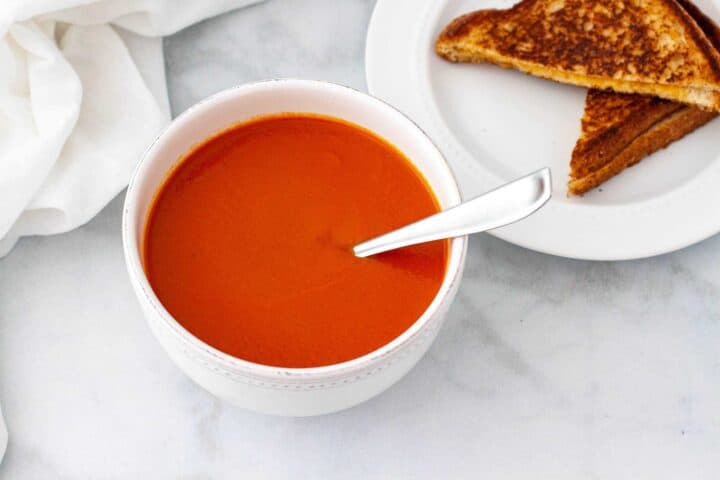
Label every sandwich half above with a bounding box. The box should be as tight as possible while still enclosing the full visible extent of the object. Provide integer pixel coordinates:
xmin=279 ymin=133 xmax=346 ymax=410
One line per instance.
xmin=436 ymin=0 xmax=720 ymax=111
xmin=568 ymin=92 xmax=716 ymax=194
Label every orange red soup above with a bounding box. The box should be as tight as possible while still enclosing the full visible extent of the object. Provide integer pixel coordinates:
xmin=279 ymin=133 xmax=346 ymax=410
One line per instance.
xmin=143 ymin=114 xmax=448 ymax=367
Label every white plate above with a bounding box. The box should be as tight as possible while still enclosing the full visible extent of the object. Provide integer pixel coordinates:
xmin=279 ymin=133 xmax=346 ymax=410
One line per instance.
xmin=366 ymin=0 xmax=720 ymax=260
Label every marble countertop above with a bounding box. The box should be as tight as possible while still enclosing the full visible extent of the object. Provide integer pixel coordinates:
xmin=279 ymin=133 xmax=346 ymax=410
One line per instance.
xmin=1 ymin=0 xmax=719 ymax=477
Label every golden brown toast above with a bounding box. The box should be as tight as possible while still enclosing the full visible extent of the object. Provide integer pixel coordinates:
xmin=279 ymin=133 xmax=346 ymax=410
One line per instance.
xmin=568 ymin=106 xmax=716 ymax=195
xmin=568 ymin=92 xmax=716 ymax=194
xmin=569 ymin=0 xmax=720 ymax=195
xmin=436 ymin=0 xmax=720 ymax=111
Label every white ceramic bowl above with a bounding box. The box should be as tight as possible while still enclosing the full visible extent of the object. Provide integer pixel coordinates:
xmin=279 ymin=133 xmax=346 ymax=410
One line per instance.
xmin=122 ymin=79 xmax=467 ymax=416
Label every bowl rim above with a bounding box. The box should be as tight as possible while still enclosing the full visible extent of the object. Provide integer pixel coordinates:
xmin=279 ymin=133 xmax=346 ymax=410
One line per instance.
xmin=122 ymin=78 xmax=467 ymax=379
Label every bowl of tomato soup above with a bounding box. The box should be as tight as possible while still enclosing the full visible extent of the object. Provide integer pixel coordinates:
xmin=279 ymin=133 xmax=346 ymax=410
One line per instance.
xmin=123 ymin=80 xmax=467 ymax=415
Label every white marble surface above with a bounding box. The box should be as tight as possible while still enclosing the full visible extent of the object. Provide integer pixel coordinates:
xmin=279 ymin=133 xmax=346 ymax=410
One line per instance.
xmin=2 ymin=0 xmax=720 ymax=477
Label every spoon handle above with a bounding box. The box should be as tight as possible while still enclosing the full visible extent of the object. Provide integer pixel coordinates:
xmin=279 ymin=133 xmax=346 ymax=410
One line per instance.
xmin=353 ymin=168 xmax=552 ymax=258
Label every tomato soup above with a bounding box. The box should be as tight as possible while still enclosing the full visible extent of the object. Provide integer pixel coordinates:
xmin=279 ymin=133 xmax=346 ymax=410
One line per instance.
xmin=143 ymin=114 xmax=448 ymax=368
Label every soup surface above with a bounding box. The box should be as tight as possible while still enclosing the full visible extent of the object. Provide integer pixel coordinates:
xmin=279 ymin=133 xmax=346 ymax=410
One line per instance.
xmin=143 ymin=114 xmax=448 ymax=367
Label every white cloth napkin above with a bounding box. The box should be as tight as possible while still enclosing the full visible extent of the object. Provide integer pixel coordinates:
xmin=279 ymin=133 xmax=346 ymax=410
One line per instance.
xmin=0 ymin=0 xmax=264 ymax=463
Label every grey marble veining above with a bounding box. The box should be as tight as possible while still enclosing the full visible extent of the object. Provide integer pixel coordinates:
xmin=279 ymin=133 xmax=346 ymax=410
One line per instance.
xmin=165 ymin=0 xmax=373 ymax=115
xmin=1 ymin=0 xmax=720 ymax=478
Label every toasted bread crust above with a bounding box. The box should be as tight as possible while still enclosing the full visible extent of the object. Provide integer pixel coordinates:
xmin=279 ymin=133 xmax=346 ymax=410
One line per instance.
xmin=567 ymin=107 xmax=716 ymax=195
xmin=676 ymin=0 xmax=720 ymax=51
xmin=664 ymin=0 xmax=720 ymax=80
xmin=436 ymin=0 xmax=720 ymax=110
xmin=570 ymin=91 xmax=684 ymax=178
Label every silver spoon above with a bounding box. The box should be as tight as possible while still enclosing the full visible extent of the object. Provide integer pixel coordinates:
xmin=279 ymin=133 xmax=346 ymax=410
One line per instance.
xmin=353 ymin=168 xmax=552 ymax=258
